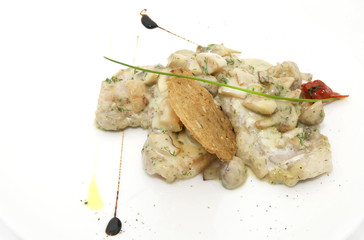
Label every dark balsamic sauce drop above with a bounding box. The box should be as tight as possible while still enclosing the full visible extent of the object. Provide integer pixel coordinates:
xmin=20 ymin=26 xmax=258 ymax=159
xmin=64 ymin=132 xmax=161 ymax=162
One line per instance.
xmin=105 ymin=217 xmax=122 ymax=236
xmin=141 ymin=14 xmax=158 ymax=29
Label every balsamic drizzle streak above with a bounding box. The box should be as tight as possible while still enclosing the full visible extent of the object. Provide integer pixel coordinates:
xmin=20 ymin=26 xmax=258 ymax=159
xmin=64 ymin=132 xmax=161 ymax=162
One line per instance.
xmin=105 ymin=131 xmax=125 ymax=236
xmin=140 ymin=9 xmax=200 ymax=46
xmin=106 ymin=10 xmax=200 ymax=235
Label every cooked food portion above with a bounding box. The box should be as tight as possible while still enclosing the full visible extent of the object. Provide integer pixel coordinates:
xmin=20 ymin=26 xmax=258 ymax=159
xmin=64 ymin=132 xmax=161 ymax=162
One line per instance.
xmin=142 ymin=130 xmax=215 ymax=182
xmin=220 ymin=97 xmax=332 ymax=186
xmin=96 ymin=43 xmax=334 ymax=189
xmin=216 ymin=54 xmax=332 ymax=186
xmin=143 ymin=75 xmax=216 ymax=182
xmin=95 ymin=67 xmax=155 ymax=130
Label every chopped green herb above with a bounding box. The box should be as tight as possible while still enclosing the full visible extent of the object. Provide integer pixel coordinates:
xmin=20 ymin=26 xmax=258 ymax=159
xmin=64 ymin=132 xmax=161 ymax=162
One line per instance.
xmin=202 ymin=57 xmax=209 ymax=75
xmin=308 ymin=85 xmax=322 ymax=94
xmin=320 ymin=111 xmax=324 ymax=118
xmin=220 ymin=76 xmax=228 ymax=84
xmin=206 ymin=44 xmax=216 ymax=51
xmin=296 ymin=132 xmax=308 ymax=147
xmin=105 ymin=76 xmax=121 ymax=84
xmin=151 ymin=157 xmax=157 ymax=166
xmin=117 ymin=107 xmax=130 ymax=112
xmin=226 ymin=58 xmax=235 ymax=65
xmin=182 ymin=171 xmax=192 ymax=176
xmin=162 ymin=146 xmax=177 ymax=156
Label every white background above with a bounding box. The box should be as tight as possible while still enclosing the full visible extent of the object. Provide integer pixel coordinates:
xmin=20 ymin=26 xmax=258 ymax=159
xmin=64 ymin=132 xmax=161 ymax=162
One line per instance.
xmin=0 ymin=0 xmax=364 ymax=239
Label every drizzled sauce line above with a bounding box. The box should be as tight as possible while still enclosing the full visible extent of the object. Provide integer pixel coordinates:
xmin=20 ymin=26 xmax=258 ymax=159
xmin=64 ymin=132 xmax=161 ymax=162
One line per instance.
xmin=140 ymin=9 xmax=200 ymax=46
xmin=113 ymin=131 xmax=124 ymax=218
xmin=105 ymin=131 xmax=125 ymax=236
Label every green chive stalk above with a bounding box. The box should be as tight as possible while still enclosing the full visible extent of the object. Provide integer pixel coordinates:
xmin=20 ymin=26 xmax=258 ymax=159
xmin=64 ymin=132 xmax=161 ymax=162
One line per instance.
xmin=104 ymin=57 xmax=340 ymax=103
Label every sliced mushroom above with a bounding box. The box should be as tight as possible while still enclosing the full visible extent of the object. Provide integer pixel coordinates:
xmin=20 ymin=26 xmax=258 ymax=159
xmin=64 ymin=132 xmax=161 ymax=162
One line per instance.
xmin=158 ymin=98 xmax=183 ymax=132
xmin=257 ymin=71 xmax=274 ymax=85
xmin=243 ymin=95 xmax=277 ymax=115
xmin=299 ymin=101 xmax=325 ymax=125
xmin=277 ymin=76 xmax=295 ymax=89
xmin=255 ymin=102 xmax=298 ymax=132
xmin=143 ymin=72 xmax=159 ymax=85
xmin=267 ymin=61 xmax=302 ymax=90
xmin=158 ymin=75 xmax=169 ymax=93
xmin=167 ymin=53 xmax=189 ymax=68
xmin=196 ymin=53 xmax=227 ymax=75
xmin=186 ymin=59 xmax=203 ymax=75
xmin=235 ymin=69 xmax=256 ymax=86
xmin=224 ymin=55 xmax=244 ymax=68
xmin=218 ymin=86 xmax=247 ymax=99
xmin=255 ymin=115 xmax=280 ymax=129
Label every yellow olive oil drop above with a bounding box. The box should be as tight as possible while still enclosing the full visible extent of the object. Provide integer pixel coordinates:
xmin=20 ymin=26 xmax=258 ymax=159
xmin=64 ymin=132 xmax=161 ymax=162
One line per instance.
xmin=87 ymin=174 xmax=103 ymax=210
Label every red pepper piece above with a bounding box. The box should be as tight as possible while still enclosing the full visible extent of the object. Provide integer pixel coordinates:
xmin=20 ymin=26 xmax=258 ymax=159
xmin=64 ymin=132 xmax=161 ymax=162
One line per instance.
xmin=301 ymin=80 xmax=349 ymax=99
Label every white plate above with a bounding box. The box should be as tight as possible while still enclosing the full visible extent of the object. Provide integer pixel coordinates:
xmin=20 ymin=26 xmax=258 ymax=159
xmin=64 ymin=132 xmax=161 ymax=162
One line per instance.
xmin=1 ymin=0 xmax=364 ymax=239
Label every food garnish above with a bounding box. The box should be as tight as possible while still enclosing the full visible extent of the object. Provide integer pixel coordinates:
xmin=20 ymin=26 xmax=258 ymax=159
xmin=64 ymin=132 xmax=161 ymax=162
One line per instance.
xmin=167 ymin=68 xmax=236 ymax=161
xmin=301 ymin=80 xmax=349 ymax=100
xmin=104 ymin=57 xmax=345 ymax=103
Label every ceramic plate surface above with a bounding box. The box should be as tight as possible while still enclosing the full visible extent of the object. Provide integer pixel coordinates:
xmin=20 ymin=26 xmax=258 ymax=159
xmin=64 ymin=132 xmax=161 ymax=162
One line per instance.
xmin=1 ymin=0 xmax=363 ymax=239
